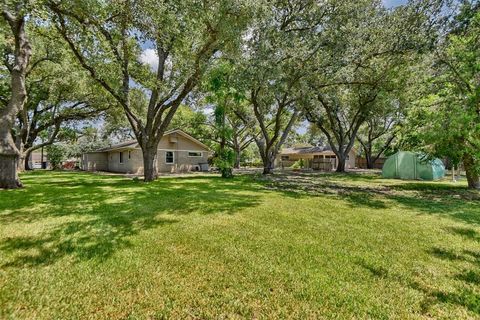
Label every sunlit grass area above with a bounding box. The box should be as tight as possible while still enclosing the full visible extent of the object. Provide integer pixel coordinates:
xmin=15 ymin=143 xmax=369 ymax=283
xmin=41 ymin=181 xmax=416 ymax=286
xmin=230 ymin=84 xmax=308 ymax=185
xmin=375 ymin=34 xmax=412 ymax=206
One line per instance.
xmin=0 ymin=171 xmax=479 ymax=319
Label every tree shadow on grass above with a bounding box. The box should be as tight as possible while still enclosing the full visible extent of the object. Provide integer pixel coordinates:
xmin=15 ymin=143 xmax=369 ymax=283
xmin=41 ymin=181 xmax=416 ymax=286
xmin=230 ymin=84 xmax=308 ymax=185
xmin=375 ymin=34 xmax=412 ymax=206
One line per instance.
xmin=257 ymin=172 xmax=389 ymax=209
xmin=357 ymin=251 xmax=480 ymax=316
xmin=386 ymin=191 xmax=480 ymax=225
xmin=257 ymin=172 xmax=480 ymax=225
xmin=425 ymin=245 xmax=480 ymax=315
xmin=0 ymin=172 xmax=263 ymax=267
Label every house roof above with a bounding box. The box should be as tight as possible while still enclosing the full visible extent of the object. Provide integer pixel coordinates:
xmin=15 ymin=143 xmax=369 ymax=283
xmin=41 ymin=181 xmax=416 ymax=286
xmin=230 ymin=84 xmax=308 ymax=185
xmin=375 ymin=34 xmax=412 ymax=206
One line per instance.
xmin=280 ymin=145 xmax=356 ymax=155
xmin=85 ymin=129 xmax=210 ymax=153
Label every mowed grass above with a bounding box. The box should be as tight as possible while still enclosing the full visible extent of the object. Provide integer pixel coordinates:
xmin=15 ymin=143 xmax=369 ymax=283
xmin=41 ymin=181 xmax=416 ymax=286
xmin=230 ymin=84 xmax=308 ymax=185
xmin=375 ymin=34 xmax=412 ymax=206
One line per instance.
xmin=0 ymin=171 xmax=479 ymax=319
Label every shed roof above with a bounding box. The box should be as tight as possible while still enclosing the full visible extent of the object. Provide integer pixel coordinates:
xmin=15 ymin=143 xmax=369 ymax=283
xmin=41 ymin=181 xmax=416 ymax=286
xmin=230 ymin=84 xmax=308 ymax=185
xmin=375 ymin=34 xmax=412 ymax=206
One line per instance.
xmin=280 ymin=145 xmax=335 ymax=155
xmin=279 ymin=145 xmax=357 ymax=156
xmin=84 ymin=129 xmax=210 ymax=153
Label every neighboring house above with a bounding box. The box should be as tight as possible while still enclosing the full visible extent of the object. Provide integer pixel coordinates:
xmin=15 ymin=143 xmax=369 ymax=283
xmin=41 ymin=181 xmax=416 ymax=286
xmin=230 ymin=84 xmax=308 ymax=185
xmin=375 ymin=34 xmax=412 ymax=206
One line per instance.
xmin=276 ymin=145 xmax=357 ymax=171
xmin=81 ymin=129 xmax=211 ymax=174
xmin=29 ymin=150 xmax=49 ymax=169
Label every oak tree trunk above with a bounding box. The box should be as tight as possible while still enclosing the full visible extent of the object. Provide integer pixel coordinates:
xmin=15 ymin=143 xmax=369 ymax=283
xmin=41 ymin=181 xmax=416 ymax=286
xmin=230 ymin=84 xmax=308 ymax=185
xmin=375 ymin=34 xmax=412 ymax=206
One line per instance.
xmin=0 ymin=154 xmax=22 ymax=189
xmin=142 ymin=146 xmax=158 ymax=182
xmin=234 ymin=147 xmax=241 ymax=169
xmin=336 ymin=155 xmax=346 ymax=173
xmin=24 ymin=156 xmax=31 ymax=170
xmin=463 ymin=153 xmax=480 ymax=189
xmin=365 ymin=153 xmax=374 ymax=169
xmin=0 ymin=10 xmax=31 ymax=189
xmin=262 ymin=153 xmax=275 ymax=174
xmin=24 ymin=148 xmax=33 ymax=170
xmin=16 ymin=143 xmax=25 ymax=172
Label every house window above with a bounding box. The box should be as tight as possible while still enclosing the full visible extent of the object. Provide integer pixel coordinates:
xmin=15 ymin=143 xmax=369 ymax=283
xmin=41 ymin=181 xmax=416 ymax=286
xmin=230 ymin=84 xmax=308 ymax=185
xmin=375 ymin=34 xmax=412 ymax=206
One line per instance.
xmin=165 ymin=151 xmax=174 ymax=164
xmin=119 ymin=152 xmax=124 ymax=164
xmin=188 ymin=151 xmax=202 ymax=157
xmin=128 ymin=151 xmax=131 ymax=159
xmin=313 ymin=155 xmax=322 ymax=159
xmin=281 ymin=156 xmax=289 ymax=161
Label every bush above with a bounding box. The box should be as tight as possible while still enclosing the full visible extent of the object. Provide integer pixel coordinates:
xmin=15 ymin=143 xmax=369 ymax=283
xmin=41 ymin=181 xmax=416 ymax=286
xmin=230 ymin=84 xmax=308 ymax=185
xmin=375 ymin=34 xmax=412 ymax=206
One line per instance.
xmin=214 ymin=148 xmax=235 ymax=178
xmin=291 ymin=159 xmax=305 ymax=169
xmin=46 ymin=145 xmax=65 ymax=170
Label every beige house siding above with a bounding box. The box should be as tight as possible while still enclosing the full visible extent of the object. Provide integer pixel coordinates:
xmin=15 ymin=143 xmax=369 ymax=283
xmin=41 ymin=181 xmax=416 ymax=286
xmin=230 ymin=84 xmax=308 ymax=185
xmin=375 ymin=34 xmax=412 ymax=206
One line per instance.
xmin=81 ymin=152 xmax=108 ymax=171
xmin=157 ymin=149 xmax=209 ymax=173
xmin=106 ymin=149 xmax=142 ymax=173
xmin=82 ymin=130 xmax=210 ymax=174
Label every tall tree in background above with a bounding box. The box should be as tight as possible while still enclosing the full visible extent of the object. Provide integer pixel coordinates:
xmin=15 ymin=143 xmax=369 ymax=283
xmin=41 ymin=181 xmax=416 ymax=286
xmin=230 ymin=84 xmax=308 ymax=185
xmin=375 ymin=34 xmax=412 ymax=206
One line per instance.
xmin=303 ymin=0 xmax=442 ymax=172
xmin=403 ymin=2 xmax=480 ymax=189
xmin=356 ymin=93 xmax=407 ymax=169
xmin=228 ymin=115 xmax=254 ymax=168
xmin=235 ymin=0 xmax=324 ymax=174
xmin=203 ymin=62 xmax=253 ymax=170
xmin=49 ymin=0 xmax=251 ymax=181
xmin=203 ymin=62 xmax=240 ymax=178
xmin=10 ymin=29 xmax=111 ymax=170
xmin=168 ymin=105 xmax=208 ymax=141
xmin=0 ymin=3 xmax=32 ymax=188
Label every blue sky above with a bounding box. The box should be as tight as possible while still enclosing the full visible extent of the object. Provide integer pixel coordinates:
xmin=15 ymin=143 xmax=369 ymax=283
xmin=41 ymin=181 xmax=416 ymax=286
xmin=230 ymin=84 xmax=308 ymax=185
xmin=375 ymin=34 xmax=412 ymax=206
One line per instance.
xmin=382 ymin=0 xmax=407 ymax=8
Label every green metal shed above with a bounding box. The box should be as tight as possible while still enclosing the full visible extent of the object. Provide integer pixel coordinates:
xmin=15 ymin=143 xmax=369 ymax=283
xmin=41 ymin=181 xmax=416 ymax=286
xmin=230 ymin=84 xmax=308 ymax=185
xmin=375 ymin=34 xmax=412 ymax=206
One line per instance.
xmin=382 ymin=151 xmax=445 ymax=181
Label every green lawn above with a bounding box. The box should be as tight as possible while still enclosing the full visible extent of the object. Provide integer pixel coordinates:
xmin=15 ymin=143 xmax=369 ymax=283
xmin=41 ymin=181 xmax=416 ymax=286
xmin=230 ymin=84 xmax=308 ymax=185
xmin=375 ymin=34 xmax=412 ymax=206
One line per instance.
xmin=0 ymin=171 xmax=479 ymax=319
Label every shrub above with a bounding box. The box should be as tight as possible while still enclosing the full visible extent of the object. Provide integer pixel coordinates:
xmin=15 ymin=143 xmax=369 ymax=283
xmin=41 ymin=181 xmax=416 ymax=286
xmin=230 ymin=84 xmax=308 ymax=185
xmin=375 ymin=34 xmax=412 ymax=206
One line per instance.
xmin=291 ymin=159 xmax=305 ymax=169
xmin=46 ymin=145 xmax=65 ymax=170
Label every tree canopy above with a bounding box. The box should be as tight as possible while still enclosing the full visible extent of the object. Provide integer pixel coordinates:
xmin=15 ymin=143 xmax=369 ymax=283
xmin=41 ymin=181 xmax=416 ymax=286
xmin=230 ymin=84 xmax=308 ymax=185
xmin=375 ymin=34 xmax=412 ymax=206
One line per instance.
xmin=1 ymin=0 xmax=479 ymax=189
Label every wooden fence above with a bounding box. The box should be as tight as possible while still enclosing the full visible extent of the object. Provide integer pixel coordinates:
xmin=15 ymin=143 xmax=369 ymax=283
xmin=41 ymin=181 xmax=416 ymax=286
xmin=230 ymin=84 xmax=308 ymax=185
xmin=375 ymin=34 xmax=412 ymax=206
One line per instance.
xmin=355 ymin=157 xmax=386 ymax=169
xmin=311 ymin=158 xmax=335 ymax=171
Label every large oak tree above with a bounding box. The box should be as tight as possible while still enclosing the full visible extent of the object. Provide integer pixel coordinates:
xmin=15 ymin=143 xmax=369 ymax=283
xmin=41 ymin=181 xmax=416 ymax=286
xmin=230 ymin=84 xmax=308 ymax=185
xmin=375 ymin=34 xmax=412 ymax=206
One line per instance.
xmin=302 ymin=0 xmax=442 ymax=172
xmin=49 ymin=0 xmax=252 ymax=181
xmin=402 ymin=2 xmax=480 ymax=189
xmin=0 ymin=3 xmax=31 ymax=188
xmin=234 ymin=0 xmax=327 ymax=174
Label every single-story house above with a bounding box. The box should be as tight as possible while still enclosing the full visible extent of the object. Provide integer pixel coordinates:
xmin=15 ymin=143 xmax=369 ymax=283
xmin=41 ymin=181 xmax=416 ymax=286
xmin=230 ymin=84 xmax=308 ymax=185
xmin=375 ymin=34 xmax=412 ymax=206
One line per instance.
xmin=276 ymin=145 xmax=357 ymax=171
xmin=81 ymin=129 xmax=211 ymax=174
xmin=29 ymin=150 xmax=49 ymax=169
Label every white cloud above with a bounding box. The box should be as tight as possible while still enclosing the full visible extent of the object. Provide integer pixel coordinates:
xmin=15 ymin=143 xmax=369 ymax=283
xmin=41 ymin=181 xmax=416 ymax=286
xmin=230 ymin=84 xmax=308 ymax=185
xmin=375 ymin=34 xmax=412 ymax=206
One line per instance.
xmin=139 ymin=48 xmax=158 ymax=71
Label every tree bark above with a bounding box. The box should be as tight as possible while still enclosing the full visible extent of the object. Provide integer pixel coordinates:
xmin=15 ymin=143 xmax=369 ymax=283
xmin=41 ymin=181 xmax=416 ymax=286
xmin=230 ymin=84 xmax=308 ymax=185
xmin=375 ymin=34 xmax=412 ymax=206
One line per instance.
xmin=262 ymin=152 xmax=275 ymax=174
xmin=142 ymin=146 xmax=158 ymax=182
xmin=365 ymin=151 xmax=374 ymax=169
xmin=24 ymin=147 xmax=33 ymax=170
xmin=234 ymin=145 xmax=241 ymax=169
xmin=0 ymin=10 xmax=31 ymax=189
xmin=15 ymin=139 xmax=25 ymax=172
xmin=463 ymin=153 xmax=480 ymax=189
xmin=336 ymin=155 xmax=346 ymax=173
xmin=17 ymin=152 xmax=26 ymax=172
xmin=0 ymin=155 xmax=22 ymax=188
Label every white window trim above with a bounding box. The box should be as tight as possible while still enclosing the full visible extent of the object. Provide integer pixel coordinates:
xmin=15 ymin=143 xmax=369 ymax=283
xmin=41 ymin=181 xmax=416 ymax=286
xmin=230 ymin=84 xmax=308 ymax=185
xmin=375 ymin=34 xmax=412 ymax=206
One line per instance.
xmin=119 ymin=151 xmax=124 ymax=164
xmin=165 ymin=151 xmax=175 ymax=164
xmin=187 ymin=151 xmax=203 ymax=157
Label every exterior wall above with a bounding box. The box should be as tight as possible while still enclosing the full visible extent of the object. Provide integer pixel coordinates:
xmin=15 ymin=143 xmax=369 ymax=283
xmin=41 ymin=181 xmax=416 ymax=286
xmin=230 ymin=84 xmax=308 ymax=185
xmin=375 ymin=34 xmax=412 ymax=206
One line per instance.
xmin=157 ymin=149 xmax=209 ymax=173
xmin=347 ymin=149 xmax=356 ymax=168
xmin=157 ymin=132 xmax=205 ymax=151
xmin=82 ymin=132 xmax=210 ymax=174
xmin=29 ymin=151 xmax=49 ymax=169
xmin=107 ymin=149 xmax=143 ymax=173
xmin=82 ymin=152 xmax=108 ymax=171
xmin=156 ymin=132 xmax=210 ymax=173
